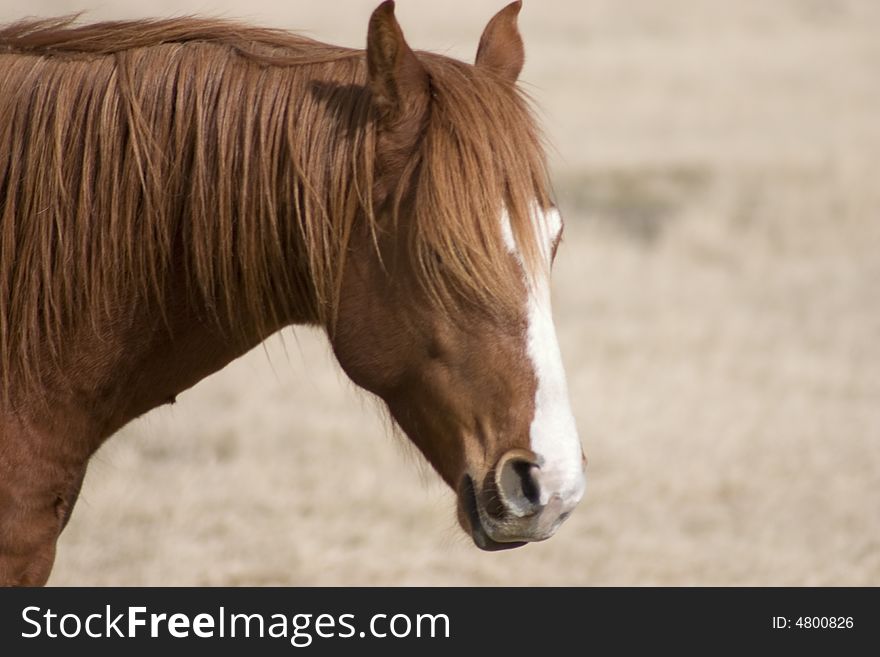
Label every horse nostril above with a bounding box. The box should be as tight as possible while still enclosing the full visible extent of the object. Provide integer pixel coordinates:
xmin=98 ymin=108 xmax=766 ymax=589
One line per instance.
xmin=512 ymin=460 xmax=540 ymax=505
xmin=496 ymin=450 xmax=542 ymax=518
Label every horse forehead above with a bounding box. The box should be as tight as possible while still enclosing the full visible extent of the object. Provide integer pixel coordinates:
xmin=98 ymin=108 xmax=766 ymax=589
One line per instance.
xmin=538 ymin=206 xmax=563 ymax=244
xmin=500 ymin=204 xmax=562 ymax=260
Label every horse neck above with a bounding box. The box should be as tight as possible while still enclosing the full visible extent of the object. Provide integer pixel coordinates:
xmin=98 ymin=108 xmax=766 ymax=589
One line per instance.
xmin=4 ymin=48 xmax=374 ymax=442
xmin=183 ymin=59 xmax=371 ymax=335
xmin=107 ymin=59 xmax=375 ymax=434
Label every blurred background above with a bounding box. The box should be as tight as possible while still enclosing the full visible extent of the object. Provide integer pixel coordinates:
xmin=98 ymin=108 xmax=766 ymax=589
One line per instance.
xmin=3 ymin=0 xmax=877 ymax=585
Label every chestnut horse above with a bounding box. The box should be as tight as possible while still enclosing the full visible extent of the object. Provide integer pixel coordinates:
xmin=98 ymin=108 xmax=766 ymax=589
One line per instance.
xmin=0 ymin=1 xmax=585 ymax=585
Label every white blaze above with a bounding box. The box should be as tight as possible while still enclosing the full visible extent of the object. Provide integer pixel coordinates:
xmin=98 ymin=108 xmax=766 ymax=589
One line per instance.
xmin=501 ymin=205 xmax=585 ymax=509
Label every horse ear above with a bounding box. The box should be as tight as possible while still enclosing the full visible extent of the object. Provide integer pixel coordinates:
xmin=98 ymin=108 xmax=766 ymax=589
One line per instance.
xmin=366 ymin=1 xmax=429 ymax=121
xmin=475 ymin=1 xmax=525 ymax=83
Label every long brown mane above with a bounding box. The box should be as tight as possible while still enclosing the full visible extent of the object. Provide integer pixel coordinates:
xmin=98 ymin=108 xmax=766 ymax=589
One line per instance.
xmin=0 ymin=16 xmax=551 ymax=396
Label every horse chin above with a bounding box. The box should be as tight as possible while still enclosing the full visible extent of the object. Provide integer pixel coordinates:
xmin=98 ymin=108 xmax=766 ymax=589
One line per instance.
xmin=458 ymin=475 xmax=528 ymax=552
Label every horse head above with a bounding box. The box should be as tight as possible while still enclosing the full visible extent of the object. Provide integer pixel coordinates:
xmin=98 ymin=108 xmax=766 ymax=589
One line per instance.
xmin=330 ymin=1 xmax=586 ymax=550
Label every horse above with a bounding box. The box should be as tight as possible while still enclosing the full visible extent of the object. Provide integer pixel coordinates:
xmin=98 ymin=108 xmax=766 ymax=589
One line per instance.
xmin=0 ymin=0 xmax=585 ymax=585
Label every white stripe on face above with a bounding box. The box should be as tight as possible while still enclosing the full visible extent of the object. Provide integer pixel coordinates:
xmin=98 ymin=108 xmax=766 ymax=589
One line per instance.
xmin=501 ymin=205 xmax=586 ymax=510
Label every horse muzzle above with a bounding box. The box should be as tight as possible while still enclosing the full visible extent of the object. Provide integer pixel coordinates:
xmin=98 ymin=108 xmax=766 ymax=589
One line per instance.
xmin=457 ymin=448 xmax=586 ymax=551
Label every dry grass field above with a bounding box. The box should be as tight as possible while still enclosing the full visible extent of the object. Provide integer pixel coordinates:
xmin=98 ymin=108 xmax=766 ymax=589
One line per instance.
xmin=2 ymin=0 xmax=877 ymax=585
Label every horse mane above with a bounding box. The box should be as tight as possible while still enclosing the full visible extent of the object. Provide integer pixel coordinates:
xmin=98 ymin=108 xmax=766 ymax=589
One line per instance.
xmin=0 ymin=16 xmax=551 ymax=396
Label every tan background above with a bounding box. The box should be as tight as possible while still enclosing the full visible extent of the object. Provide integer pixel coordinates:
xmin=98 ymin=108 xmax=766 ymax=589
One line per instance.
xmin=2 ymin=0 xmax=877 ymax=585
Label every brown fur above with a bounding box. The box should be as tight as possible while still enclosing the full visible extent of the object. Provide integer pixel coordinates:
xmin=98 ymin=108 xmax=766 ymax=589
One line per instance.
xmin=0 ymin=13 xmax=549 ymax=401
xmin=0 ymin=3 xmax=556 ymax=584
